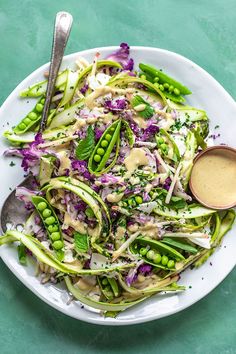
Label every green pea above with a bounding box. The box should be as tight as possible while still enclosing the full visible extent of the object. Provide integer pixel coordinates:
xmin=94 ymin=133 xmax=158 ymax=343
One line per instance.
xmin=154 ymin=77 xmax=159 ymax=83
xmin=168 ymin=85 xmax=174 ymax=92
xmin=140 ymin=74 xmax=146 ymax=80
xmin=173 ymin=88 xmax=180 ymax=96
xmin=23 ymin=118 xmax=31 ymax=125
xmin=135 ymin=196 xmax=143 ymax=204
xmin=53 ymin=240 xmax=63 ymax=250
xmin=97 ymin=148 xmax=105 ymax=155
xmin=37 ymin=202 xmax=47 ymax=211
xmin=40 ymin=98 xmax=45 ymax=104
xmin=161 ymin=143 xmax=168 ymax=151
xmin=157 ymin=137 xmax=164 ymax=145
xmin=28 ymin=112 xmax=38 ymax=120
xmin=159 ymin=84 xmax=164 ymax=91
xmin=105 ymin=133 xmax=112 ymax=141
xmin=154 ymin=82 xmax=159 ymax=88
xmin=48 ymin=224 xmax=59 ymax=233
xmin=167 ymin=260 xmax=175 ymax=268
xmin=102 ymin=278 xmax=108 ymax=286
xmin=128 ymin=198 xmax=136 ymax=207
xmin=42 ymin=208 xmax=52 ymax=218
xmin=85 ymin=207 xmax=94 ymax=218
xmin=163 ymin=83 xmax=169 ymax=89
xmin=18 ymin=122 xmax=26 ymax=130
xmin=122 ymin=202 xmax=128 ymax=207
xmin=146 ymin=250 xmax=155 ymax=260
xmin=101 ymin=140 xmax=108 ymax=148
xmin=36 ymin=103 xmax=44 ymax=113
xmin=161 ymin=255 xmax=169 ymax=266
xmin=139 ymin=247 xmax=148 ymax=256
xmin=50 ymin=232 xmax=61 ymax=241
xmin=104 ymin=285 xmax=111 ymax=292
xmin=94 ymin=154 xmax=101 ymax=163
xmin=110 ymin=127 xmax=115 ymax=132
xmin=153 ymin=253 xmax=162 ymax=264
xmin=45 ymin=216 xmax=56 ymax=225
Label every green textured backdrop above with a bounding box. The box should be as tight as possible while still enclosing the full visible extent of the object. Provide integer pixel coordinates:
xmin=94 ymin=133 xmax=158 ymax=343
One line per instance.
xmin=0 ymin=0 xmax=236 ymax=353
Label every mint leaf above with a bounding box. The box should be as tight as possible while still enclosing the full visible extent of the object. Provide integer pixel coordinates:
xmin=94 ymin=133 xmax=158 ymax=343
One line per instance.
xmin=74 ymin=232 xmax=89 ymax=253
xmin=131 ymin=95 xmax=154 ymax=119
xmin=76 ymin=126 xmax=95 ymax=160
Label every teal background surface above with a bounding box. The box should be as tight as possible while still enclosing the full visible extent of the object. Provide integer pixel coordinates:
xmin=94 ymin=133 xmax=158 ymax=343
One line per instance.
xmin=0 ymin=0 xmax=236 ymax=353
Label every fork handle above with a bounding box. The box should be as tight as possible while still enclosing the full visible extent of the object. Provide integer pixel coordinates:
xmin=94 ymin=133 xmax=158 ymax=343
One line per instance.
xmin=39 ymin=11 xmax=73 ymax=132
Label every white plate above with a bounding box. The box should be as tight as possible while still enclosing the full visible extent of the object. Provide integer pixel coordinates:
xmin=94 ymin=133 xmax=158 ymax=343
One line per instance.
xmin=0 ymin=46 xmax=235 ymax=326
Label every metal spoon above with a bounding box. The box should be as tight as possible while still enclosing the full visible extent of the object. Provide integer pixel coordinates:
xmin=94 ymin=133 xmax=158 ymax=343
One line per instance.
xmin=0 ymin=11 xmax=73 ymax=233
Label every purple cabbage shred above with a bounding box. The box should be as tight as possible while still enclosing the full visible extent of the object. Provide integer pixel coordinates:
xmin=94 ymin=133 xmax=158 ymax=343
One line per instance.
xmin=71 ymin=160 xmax=92 ymax=180
xmin=106 ymin=43 xmax=134 ymax=71
xmin=104 ymin=99 xmax=127 ymax=112
xmin=163 ymin=177 xmax=172 ymax=191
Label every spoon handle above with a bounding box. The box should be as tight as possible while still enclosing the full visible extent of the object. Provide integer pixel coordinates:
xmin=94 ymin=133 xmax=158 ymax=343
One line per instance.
xmin=39 ymin=11 xmax=73 ymax=132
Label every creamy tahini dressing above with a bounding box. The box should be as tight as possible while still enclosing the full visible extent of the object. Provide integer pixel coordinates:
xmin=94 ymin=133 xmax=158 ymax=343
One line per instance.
xmin=133 ymin=116 xmax=148 ymax=129
xmin=191 ymin=149 xmax=236 ymax=208
xmin=64 ymin=212 xmax=88 ymax=234
xmin=106 ymin=193 xmax=124 ymax=203
xmin=124 ymin=148 xmax=149 ymax=175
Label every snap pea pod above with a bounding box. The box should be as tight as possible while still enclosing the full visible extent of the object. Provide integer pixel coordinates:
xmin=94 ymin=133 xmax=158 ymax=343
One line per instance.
xmin=162 ymin=238 xmax=198 ymax=254
xmin=156 ymin=128 xmax=180 ymax=162
xmin=0 ymin=231 xmax=137 ymax=275
xmin=20 ymin=61 xmax=122 ymax=98
xmin=130 ymin=237 xmax=185 ymax=271
xmin=88 ymin=120 xmax=121 ymax=176
xmin=98 ymin=277 xmax=119 ymax=300
xmin=139 ymin=63 xmax=192 ymax=95
xmin=31 ymin=196 xmax=64 ymax=261
xmin=134 ymin=237 xmax=185 ymax=260
xmin=138 ymin=72 xmax=186 ymax=103
xmin=43 ymin=178 xmax=111 ymax=252
xmin=13 ymin=97 xmax=45 ymax=135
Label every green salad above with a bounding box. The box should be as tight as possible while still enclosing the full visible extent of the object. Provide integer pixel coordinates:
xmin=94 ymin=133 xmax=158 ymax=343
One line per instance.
xmin=1 ymin=43 xmax=235 ymax=317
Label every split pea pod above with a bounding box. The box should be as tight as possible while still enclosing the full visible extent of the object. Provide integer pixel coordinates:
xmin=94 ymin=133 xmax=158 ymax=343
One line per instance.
xmin=98 ymin=277 xmax=120 ymax=300
xmin=131 ymin=237 xmax=185 ymax=270
xmin=88 ymin=120 xmax=121 ymax=176
xmin=139 ymin=63 xmax=192 ymax=96
xmin=13 ymin=97 xmax=45 ymax=135
xmin=31 ymin=196 xmax=64 ymax=261
xmin=155 ymin=128 xmax=180 ymax=162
